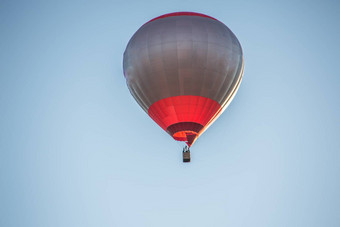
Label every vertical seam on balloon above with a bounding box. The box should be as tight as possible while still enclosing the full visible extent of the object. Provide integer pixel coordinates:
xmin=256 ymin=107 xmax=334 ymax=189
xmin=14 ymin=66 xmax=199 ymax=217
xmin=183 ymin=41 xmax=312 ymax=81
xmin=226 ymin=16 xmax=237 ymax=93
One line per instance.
xmin=171 ymin=18 xmax=181 ymax=124
xmin=197 ymin=20 xmax=214 ymax=127
xmin=198 ymin=20 xmax=209 ymax=100
xmin=188 ymin=18 xmax=194 ymax=127
xmin=159 ymin=20 xmax=172 ymax=107
xmin=210 ymin=26 xmax=236 ymax=104
xmin=194 ymin=20 xmax=209 ymax=125
xmin=212 ymin=39 xmax=233 ymax=103
xmin=135 ymin=26 xmax=153 ymax=109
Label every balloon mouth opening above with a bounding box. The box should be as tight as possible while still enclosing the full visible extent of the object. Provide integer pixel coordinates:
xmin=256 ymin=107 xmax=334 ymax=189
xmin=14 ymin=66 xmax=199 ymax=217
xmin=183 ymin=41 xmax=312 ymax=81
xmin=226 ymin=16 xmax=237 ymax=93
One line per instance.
xmin=166 ymin=122 xmax=203 ymax=147
xmin=173 ymin=131 xmax=198 ymax=147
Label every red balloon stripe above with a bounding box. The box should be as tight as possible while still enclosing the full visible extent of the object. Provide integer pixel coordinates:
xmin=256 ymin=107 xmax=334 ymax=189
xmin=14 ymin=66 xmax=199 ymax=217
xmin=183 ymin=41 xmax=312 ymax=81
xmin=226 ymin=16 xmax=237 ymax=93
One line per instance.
xmin=148 ymin=95 xmax=221 ymax=134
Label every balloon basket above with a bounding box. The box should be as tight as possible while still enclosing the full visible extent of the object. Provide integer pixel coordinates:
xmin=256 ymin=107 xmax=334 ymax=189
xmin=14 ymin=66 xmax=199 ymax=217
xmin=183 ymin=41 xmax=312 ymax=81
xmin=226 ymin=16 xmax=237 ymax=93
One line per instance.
xmin=183 ymin=150 xmax=191 ymax=163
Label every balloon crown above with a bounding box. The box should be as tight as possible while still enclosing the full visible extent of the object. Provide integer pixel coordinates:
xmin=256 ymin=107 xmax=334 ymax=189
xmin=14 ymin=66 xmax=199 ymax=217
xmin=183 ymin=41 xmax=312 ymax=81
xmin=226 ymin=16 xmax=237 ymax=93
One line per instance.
xmin=146 ymin=12 xmax=218 ymax=24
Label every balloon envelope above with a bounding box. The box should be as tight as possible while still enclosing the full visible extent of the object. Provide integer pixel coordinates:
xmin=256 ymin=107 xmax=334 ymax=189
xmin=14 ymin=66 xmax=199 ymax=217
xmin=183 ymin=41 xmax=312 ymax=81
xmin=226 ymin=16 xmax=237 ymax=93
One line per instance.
xmin=123 ymin=12 xmax=244 ymax=146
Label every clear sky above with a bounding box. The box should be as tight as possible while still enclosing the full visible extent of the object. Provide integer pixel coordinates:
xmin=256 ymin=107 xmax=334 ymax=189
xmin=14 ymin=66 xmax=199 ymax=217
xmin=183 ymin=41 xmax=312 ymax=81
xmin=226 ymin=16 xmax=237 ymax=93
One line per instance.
xmin=1 ymin=0 xmax=339 ymax=226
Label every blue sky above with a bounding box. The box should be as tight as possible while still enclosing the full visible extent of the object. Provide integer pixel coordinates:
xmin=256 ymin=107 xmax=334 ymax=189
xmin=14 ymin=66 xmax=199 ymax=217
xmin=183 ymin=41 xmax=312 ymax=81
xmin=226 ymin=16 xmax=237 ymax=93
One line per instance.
xmin=1 ymin=0 xmax=339 ymax=226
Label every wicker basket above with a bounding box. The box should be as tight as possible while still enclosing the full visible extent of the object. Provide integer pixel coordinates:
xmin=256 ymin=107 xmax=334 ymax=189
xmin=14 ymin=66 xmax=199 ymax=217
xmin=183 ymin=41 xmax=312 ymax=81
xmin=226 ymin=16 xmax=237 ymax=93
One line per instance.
xmin=183 ymin=151 xmax=191 ymax=162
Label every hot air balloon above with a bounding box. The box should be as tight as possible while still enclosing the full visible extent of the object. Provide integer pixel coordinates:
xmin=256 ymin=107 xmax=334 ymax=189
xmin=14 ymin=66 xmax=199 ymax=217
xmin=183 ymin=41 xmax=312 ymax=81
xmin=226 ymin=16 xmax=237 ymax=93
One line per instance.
xmin=123 ymin=12 xmax=244 ymax=162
